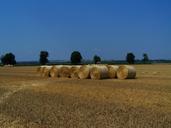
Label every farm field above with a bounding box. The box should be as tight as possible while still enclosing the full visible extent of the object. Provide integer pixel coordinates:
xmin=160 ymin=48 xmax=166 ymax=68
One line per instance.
xmin=0 ymin=64 xmax=171 ymax=128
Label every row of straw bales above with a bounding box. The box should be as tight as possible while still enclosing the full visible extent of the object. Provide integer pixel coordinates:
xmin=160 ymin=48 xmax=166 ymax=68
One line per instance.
xmin=37 ymin=65 xmax=136 ymax=80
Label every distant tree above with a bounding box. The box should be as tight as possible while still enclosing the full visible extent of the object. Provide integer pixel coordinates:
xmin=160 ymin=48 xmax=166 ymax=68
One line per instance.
xmin=126 ymin=52 xmax=135 ymax=64
xmin=39 ymin=51 xmax=49 ymax=65
xmin=70 ymin=51 xmax=82 ymax=64
xmin=142 ymin=53 xmax=149 ymax=63
xmin=93 ymin=55 xmax=101 ymax=64
xmin=1 ymin=53 xmax=16 ymax=65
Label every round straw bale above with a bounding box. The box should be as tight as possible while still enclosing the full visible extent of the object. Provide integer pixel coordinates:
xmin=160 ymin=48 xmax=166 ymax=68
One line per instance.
xmin=49 ymin=65 xmax=63 ymax=77
xmin=90 ymin=65 xmax=109 ymax=80
xmin=58 ymin=66 xmax=72 ymax=78
xmin=70 ymin=66 xmax=81 ymax=79
xmin=78 ymin=65 xmax=94 ymax=79
xmin=42 ymin=66 xmax=52 ymax=77
xmin=117 ymin=65 xmax=136 ymax=79
xmin=36 ymin=66 xmax=47 ymax=76
xmin=37 ymin=66 xmax=45 ymax=73
xmin=107 ymin=65 xmax=119 ymax=78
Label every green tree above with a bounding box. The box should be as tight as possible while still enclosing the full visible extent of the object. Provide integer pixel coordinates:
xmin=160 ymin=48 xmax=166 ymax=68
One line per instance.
xmin=126 ymin=52 xmax=135 ymax=64
xmin=142 ymin=53 xmax=149 ymax=63
xmin=39 ymin=51 xmax=49 ymax=65
xmin=1 ymin=53 xmax=16 ymax=65
xmin=93 ymin=55 xmax=101 ymax=64
xmin=70 ymin=51 xmax=82 ymax=64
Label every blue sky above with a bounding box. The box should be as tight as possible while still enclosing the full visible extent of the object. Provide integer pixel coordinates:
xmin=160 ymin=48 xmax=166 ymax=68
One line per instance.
xmin=0 ymin=0 xmax=170 ymax=61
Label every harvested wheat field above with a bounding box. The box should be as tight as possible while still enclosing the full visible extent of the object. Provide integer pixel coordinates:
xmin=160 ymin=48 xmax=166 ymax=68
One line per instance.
xmin=0 ymin=64 xmax=171 ymax=128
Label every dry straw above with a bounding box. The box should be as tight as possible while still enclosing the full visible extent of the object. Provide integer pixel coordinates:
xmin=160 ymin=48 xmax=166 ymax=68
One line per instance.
xmin=36 ymin=66 xmax=47 ymax=76
xmin=42 ymin=66 xmax=52 ymax=77
xmin=70 ymin=65 xmax=81 ymax=79
xmin=58 ymin=66 xmax=72 ymax=78
xmin=107 ymin=65 xmax=119 ymax=78
xmin=37 ymin=66 xmax=41 ymax=73
xmin=37 ymin=66 xmax=45 ymax=73
xmin=117 ymin=65 xmax=136 ymax=79
xmin=90 ymin=65 xmax=109 ymax=80
xmin=49 ymin=65 xmax=63 ymax=78
xmin=78 ymin=65 xmax=94 ymax=79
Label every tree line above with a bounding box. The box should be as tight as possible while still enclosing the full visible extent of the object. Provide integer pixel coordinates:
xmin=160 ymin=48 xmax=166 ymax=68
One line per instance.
xmin=0 ymin=51 xmax=149 ymax=66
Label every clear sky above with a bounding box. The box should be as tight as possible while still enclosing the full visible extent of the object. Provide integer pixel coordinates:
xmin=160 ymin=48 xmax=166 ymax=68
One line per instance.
xmin=0 ymin=0 xmax=170 ymax=61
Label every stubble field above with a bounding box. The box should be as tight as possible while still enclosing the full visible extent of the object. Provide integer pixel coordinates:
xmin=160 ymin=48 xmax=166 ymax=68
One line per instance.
xmin=0 ymin=64 xmax=171 ymax=128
